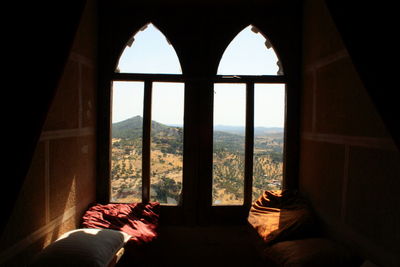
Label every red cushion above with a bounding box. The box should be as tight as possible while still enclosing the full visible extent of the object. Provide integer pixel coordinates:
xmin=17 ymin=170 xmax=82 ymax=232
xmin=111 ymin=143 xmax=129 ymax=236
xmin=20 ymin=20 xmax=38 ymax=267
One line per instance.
xmin=81 ymin=202 xmax=160 ymax=245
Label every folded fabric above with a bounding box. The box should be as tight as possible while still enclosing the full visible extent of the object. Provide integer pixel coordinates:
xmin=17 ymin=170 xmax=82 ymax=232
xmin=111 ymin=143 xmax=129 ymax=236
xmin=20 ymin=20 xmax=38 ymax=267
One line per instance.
xmin=81 ymin=202 xmax=160 ymax=245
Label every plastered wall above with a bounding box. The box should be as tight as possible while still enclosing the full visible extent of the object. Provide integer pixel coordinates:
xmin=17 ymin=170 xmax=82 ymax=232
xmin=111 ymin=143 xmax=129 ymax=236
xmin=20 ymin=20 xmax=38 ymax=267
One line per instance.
xmin=299 ymin=1 xmax=400 ymax=266
xmin=0 ymin=1 xmax=97 ymax=265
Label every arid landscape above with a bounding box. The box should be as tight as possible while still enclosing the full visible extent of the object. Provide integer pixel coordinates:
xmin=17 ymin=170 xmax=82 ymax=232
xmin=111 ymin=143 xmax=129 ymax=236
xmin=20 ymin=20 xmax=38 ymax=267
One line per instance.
xmin=111 ymin=116 xmax=283 ymax=205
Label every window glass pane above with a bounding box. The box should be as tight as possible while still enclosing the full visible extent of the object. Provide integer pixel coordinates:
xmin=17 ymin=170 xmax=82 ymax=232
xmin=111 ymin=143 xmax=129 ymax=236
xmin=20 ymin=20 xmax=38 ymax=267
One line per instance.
xmin=111 ymin=81 xmax=144 ymax=203
xmin=213 ymin=84 xmax=246 ymax=205
xmin=150 ymin=82 xmax=184 ymax=205
xmin=116 ymin=23 xmax=182 ymax=74
xmin=217 ymin=25 xmax=283 ymax=76
xmin=252 ymin=84 xmax=285 ymax=202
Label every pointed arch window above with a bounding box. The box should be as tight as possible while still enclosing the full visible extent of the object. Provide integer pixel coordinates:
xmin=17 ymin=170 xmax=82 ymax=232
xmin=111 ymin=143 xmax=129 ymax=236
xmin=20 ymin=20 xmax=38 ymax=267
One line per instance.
xmin=116 ymin=23 xmax=182 ymax=74
xmin=110 ymin=23 xmax=184 ymax=205
xmin=217 ymin=25 xmax=283 ymax=76
xmin=213 ymin=25 xmax=286 ymax=206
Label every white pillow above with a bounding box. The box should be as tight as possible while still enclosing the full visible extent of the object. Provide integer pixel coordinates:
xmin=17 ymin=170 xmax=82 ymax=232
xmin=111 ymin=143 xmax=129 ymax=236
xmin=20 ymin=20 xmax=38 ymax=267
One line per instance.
xmin=30 ymin=228 xmax=131 ymax=267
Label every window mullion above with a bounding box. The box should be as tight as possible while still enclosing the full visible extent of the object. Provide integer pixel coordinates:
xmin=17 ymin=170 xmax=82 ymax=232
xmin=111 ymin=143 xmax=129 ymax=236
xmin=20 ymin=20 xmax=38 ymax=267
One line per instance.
xmin=244 ymin=82 xmax=254 ymax=207
xmin=142 ymin=80 xmax=152 ymax=203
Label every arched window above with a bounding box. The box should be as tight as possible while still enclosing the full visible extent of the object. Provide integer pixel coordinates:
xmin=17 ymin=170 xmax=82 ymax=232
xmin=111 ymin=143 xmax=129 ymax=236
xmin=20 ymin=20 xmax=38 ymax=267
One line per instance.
xmin=212 ymin=25 xmax=286 ymax=206
xmin=110 ymin=23 xmax=184 ymax=205
xmin=217 ymin=25 xmax=283 ymax=76
xmin=116 ymin=23 xmax=182 ymax=74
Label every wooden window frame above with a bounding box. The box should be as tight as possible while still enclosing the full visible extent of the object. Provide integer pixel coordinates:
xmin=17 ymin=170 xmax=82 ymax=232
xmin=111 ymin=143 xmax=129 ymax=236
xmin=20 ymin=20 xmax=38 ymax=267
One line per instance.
xmin=111 ymin=72 xmax=286 ymax=211
xmin=111 ymin=73 xmax=185 ymax=204
xmin=211 ymin=75 xmax=287 ymax=211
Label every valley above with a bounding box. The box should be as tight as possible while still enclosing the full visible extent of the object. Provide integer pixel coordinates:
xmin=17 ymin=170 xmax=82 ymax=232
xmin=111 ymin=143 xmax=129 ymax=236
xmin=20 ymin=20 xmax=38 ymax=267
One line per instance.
xmin=111 ymin=116 xmax=283 ymax=205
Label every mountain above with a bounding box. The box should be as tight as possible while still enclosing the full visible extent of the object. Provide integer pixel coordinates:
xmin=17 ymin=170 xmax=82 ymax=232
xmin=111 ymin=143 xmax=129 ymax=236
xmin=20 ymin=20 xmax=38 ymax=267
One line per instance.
xmin=213 ymin=125 xmax=284 ymax=136
xmin=112 ymin=116 xmax=142 ymax=139
xmin=254 ymin=127 xmax=284 ymax=138
xmin=112 ymin=115 xmax=183 ymax=139
xmin=112 ymin=116 xmax=283 ymax=140
xmin=213 ymin=130 xmax=245 ymax=151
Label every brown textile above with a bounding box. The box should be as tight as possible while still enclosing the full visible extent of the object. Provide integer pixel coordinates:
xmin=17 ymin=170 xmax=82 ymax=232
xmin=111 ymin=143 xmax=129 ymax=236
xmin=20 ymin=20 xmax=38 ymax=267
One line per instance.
xmin=248 ymin=190 xmax=317 ymax=245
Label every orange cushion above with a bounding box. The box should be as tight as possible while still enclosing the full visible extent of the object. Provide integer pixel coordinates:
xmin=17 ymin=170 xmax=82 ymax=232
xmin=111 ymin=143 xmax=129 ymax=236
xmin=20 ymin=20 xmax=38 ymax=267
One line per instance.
xmin=248 ymin=190 xmax=318 ymax=245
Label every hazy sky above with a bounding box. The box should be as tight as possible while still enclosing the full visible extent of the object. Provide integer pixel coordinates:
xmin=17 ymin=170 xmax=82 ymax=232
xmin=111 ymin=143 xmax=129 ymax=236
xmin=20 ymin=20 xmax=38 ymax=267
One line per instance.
xmin=113 ymin=23 xmax=285 ymax=127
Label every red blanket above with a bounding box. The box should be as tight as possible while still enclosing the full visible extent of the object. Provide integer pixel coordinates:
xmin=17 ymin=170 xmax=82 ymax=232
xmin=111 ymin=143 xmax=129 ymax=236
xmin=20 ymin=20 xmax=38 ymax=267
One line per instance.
xmin=81 ymin=202 xmax=160 ymax=245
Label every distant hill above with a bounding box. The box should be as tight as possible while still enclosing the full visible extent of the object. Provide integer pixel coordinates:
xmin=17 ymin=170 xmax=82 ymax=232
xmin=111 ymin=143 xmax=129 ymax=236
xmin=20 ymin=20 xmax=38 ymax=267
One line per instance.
xmin=112 ymin=116 xmax=182 ymax=139
xmin=213 ymin=125 xmax=283 ymax=136
xmin=112 ymin=116 xmax=283 ymax=140
xmin=112 ymin=116 xmax=143 ymax=139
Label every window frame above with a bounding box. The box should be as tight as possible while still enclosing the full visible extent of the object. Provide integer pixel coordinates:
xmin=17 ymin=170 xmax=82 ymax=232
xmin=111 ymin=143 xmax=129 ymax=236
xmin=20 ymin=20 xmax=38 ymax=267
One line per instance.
xmin=96 ymin=4 xmax=303 ymax=224
xmin=109 ymin=73 xmax=287 ymax=209
xmin=212 ymin=75 xmax=287 ymax=208
xmin=111 ymin=73 xmax=185 ymax=204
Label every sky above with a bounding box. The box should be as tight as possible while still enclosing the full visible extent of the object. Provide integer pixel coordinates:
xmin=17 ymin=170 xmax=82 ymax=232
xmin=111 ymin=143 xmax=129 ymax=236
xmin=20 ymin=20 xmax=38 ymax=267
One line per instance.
xmin=112 ymin=23 xmax=285 ymax=127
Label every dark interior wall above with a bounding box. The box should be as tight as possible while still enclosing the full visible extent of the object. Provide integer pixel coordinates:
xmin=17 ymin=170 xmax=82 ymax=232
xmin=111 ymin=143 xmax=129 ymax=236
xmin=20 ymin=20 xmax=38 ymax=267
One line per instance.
xmin=299 ymin=0 xmax=400 ymax=266
xmin=1 ymin=1 xmax=86 ymax=237
xmin=0 ymin=1 xmax=98 ymax=265
xmin=325 ymin=1 xmax=400 ymax=151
